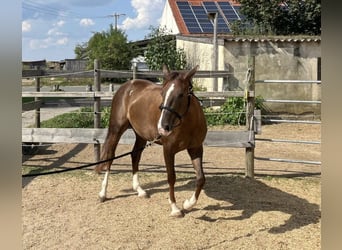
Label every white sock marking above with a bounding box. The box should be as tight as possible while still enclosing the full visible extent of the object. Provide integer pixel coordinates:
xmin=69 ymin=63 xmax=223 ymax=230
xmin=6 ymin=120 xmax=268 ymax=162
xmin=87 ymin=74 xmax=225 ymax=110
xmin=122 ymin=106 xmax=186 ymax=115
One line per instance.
xmin=99 ymin=171 xmax=109 ymax=200
xmin=133 ymin=173 xmax=146 ymax=197
xmin=183 ymin=192 xmax=197 ymax=210
xmin=170 ymin=201 xmax=182 ymax=217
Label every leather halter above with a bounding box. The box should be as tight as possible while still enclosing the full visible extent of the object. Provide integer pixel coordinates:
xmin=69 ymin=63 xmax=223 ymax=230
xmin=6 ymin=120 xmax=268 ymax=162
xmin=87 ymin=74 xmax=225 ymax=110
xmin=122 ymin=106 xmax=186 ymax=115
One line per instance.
xmin=159 ymin=93 xmax=191 ymax=121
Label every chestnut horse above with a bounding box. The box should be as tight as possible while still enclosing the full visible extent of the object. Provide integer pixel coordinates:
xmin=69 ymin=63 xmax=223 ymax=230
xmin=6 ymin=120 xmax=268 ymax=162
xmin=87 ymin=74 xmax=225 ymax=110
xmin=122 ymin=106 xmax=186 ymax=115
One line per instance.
xmin=95 ymin=65 xmax=207 ymax=217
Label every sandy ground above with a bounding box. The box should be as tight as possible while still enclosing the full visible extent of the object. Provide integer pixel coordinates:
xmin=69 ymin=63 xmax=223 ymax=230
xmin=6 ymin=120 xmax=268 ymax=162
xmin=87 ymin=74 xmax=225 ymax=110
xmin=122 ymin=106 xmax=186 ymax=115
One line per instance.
xmin=22 ymin=123 xmax=321 ymax=249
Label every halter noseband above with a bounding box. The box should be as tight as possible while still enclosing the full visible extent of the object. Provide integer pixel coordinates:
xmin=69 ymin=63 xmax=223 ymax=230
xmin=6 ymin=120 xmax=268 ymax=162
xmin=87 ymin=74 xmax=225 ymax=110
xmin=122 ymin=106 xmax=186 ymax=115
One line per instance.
xmin=159 ymin=93 xmax=191 ymax=121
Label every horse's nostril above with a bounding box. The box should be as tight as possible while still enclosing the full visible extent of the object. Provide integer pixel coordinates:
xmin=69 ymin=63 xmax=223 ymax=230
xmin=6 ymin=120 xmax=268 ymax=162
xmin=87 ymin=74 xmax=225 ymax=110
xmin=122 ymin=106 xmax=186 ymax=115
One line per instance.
xmin=165 ymin=125 xmax=170 ymax=131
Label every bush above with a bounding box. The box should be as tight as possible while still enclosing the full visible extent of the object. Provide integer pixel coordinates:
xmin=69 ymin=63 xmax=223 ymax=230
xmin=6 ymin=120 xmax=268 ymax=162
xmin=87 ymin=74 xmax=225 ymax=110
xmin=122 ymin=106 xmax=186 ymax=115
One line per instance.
xmin=204 ymin=96 xmax=265 ymax=126
xmin=41 ymin=107 xmax=112 ymax=128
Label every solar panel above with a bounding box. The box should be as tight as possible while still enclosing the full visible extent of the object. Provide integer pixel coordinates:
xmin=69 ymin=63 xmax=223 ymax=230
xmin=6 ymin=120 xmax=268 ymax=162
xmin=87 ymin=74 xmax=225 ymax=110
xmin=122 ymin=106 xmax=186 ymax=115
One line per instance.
xmin=192 ymin=5 xmax=213 ymax=33
xmin=203 ymin=2 xmax=230 ymax=33
xmin=177 ymin=2 xmax=202 ymax=33
xmin=218 ymin=2 xmax=239 ymax=20
xmin=176 ymin=1 xmax=243 ymax=34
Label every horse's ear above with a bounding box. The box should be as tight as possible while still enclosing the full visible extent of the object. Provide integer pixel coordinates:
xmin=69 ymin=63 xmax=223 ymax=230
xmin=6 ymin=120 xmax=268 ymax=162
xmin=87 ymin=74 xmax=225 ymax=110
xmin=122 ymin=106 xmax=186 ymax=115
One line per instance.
xmin=162 ymin=65 xmax=170 ymax=76
xmin=184 ymin=65 xmax=199 ymax=81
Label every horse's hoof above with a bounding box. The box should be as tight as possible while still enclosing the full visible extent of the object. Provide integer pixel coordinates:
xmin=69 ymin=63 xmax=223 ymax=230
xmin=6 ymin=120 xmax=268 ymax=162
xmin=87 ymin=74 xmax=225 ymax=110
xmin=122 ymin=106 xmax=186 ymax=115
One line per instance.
xmin=183 ymin=199 xmax=196 ymax=211
xmin=99 ymin=196 xmax=107 ymax=202
xmin=138 ymin=191 xmax=150 ymax=198
xmin=170 ymin=210 xmax=184 ymax=218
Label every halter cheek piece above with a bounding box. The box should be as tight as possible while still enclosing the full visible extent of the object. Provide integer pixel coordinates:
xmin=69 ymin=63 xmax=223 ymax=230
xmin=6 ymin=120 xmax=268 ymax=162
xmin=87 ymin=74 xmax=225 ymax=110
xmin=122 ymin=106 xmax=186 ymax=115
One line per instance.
xmin=159 ymin=81 xmax=198 ymax=129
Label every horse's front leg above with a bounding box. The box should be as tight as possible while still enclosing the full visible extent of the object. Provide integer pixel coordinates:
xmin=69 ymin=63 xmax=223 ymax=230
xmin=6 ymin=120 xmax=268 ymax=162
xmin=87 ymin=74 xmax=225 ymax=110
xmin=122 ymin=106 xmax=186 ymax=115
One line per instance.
xmin=131 ymin=134 xmax=148 ymax=197
xmin=99 ymin=170 xmax=110 ymax=202
xmin=183 ymin=146 xmax=205 ymax=211
xmin=164 ymin=148 xmax=183 ymax=217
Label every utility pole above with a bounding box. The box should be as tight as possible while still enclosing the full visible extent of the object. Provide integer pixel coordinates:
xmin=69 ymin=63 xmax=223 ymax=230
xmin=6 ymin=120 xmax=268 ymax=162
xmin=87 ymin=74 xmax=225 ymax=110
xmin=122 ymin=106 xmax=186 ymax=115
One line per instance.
xmin=107 ymin=12 xmax=126 ymax=30
xmin=208 ymin=12 xmax=218 ymax=91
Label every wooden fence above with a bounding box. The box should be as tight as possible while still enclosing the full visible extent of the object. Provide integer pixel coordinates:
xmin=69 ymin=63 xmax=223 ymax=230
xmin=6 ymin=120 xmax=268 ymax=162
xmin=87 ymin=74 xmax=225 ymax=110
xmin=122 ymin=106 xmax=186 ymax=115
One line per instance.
xmin=22 ymin=59 xmax=257 ymax=178
xmin=254 ymin=79 xmax=321 ymax=165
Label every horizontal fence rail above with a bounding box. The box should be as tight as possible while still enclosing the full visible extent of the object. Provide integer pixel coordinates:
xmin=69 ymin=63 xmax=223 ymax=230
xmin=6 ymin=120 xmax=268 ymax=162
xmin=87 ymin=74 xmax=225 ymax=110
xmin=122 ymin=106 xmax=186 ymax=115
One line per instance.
xmin=22 ymin=128 xmax=255 ymax=148
xmin=263 ymin=99 xmax=321 ymax=104
xmin=255 ymin=78 xmax=321 ymax=166
xmin=255 ymin=80 xmax=321 ymax=84
xmin=22 ymin=69 xmax=231 ymax=79
xmin=255 ymin=138 xmax=320 ymax=145
xmin=255 ymin=157 xmax=321 ymax=165
xmin=262 ymin=119 xmax=321 ymax=124
xmin=22 ymin=91 xmax=246 ymax=99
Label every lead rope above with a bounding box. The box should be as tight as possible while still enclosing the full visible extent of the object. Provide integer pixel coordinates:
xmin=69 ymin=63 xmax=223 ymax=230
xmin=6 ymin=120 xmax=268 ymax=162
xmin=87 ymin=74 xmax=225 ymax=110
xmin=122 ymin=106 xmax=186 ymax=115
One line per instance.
xmin=22 ymin=136 xmax=161 ymax=177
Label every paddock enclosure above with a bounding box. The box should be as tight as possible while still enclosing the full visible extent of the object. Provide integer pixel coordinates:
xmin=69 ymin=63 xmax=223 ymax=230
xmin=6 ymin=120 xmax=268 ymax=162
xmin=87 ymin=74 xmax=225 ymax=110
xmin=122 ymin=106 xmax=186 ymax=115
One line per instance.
xmin=22 ymin=122 xmax=321 ymax=249
xmin=22 ymin=58 xmax=321 ymax=249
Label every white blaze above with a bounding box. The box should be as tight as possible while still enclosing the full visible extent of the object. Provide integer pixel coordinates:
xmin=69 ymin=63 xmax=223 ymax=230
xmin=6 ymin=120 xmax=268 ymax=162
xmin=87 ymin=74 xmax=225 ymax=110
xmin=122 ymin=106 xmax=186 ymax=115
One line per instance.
xmin=157 ymin=83 xmax=175 ymax=131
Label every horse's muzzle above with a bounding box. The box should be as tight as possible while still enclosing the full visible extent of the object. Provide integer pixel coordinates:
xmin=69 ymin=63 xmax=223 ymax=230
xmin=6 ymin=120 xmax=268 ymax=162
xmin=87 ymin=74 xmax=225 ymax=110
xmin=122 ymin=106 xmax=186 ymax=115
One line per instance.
xmin=158 ymin=127 xmax=172 ymax=137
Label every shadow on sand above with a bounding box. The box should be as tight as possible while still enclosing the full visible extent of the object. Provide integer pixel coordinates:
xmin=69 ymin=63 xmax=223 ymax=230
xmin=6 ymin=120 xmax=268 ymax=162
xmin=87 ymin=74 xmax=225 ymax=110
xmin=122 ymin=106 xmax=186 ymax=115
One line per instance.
xmin=197 ymin=175 xmax=320 ymax=234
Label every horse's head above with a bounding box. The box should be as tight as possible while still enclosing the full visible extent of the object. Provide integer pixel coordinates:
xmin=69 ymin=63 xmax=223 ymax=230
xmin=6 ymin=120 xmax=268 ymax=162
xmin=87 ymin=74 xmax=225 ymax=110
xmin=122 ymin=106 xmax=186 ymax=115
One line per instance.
xmin=158 ymin=65 xmax=199 ymax=137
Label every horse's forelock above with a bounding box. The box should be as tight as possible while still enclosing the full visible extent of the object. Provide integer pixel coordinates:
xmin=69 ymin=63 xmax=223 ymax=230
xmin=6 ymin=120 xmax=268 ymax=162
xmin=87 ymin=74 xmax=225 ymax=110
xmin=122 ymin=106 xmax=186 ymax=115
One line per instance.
xmin=167 ymin=72 xmax=180 ymax=81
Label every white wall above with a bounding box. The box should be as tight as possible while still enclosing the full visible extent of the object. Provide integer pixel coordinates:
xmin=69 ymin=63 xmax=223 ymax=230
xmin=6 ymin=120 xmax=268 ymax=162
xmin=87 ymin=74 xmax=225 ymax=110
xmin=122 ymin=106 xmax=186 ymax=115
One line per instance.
xmin=176 ymin=35 xmax=321 ymax=115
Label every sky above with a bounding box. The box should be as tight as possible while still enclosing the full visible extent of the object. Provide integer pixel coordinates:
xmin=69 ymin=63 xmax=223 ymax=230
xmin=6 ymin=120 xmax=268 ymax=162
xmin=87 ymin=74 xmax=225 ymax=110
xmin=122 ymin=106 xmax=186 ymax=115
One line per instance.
xmin=22 ymin=0 xmax=166 ymax=61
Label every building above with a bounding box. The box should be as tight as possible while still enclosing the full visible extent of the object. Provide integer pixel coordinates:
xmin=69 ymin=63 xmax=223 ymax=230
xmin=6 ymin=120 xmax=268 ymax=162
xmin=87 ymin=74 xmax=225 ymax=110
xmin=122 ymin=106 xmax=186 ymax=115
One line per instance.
xmin=158 ymin=0 xmax=321 ymax=116
xmin=160 ymin=0 xmax=241 ymax=36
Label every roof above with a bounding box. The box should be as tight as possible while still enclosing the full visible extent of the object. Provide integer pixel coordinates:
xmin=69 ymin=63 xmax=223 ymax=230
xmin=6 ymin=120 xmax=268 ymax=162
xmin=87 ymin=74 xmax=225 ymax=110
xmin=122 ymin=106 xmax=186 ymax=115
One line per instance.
xmin=176 ymin=34 xmax=321 ymax=43
xmin=165 ymin=0 xmax=242 ymax=35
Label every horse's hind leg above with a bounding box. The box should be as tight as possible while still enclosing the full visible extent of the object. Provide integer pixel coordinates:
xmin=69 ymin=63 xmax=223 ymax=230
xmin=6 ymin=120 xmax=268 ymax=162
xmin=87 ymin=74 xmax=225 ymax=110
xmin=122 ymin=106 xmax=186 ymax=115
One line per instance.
xmin=96 ymin=124 xmax=128 ymax=202
xmin=183 ymin=145 xmax=205 ymax=211
xmin=131 ymin=134 xmax=148 ymax=197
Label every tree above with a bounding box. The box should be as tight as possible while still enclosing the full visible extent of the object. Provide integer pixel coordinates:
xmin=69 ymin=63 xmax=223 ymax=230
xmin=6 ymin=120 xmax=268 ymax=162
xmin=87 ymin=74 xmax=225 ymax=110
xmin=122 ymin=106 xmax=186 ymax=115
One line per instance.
xmin=144 ymin=26 xmax=187 ymax=70
xmin=74 ymin=25 xmax=136 ymax=69
xmin=232 ymin=0 xmax=321 ymax=36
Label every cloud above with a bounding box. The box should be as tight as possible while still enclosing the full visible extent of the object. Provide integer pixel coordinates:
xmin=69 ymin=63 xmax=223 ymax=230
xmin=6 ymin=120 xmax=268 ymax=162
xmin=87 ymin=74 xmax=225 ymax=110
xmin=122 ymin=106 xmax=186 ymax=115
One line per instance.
xmin=56 ymin=37 xmax=69 ymax=45
xmin=47 ymin=20 xmax=67 ymax=36
xmin=56 ymin=20 xmax=65 ymax=27
xmin=22 ymin=20 xmax=32 ymax=32
xmin=79 ymin=18 xmax=95 ymax=27
xmin=47 ymin=29 xmax=66 ymax=36
xmin=29 ymin=36 xmax=69 ymax=50
xmin=29 ymin=38 xmax=53 ymax=49
xmin=121 ymin=0 xmax=164 ymax=30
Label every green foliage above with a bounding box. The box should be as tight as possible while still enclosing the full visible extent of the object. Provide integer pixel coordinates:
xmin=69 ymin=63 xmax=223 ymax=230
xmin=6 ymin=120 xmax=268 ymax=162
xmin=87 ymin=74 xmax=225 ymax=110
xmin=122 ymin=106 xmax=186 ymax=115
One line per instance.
xmin=233 ymin=0 xmax=321 ymax=36
xmin=192 ymin=80 xmax=207 ymax=92
xmin=101 ymin=106 xmax=111 ymax=127
xmin=144 ymin=26 xmax=187 ymax=70
xmin=40 ymin=107 xmax=112 ymax=128
xmin=74 ymin=25 xmax=136 ymax=70
xmin=204 ymin=96 xmax=265 ymax=126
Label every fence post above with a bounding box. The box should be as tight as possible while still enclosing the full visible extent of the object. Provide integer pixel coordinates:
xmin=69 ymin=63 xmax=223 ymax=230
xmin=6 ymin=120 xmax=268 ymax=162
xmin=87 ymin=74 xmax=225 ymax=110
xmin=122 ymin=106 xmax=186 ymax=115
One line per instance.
xmin=34 ymin=67 xmax=41 ymax=128
xmin=94 ymin=59 xmax=101 ymax=162
xmin=132 ymin=64 xmax=137 ymax=80
xmin=245 ymin=56 xmax=255 ymax=178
